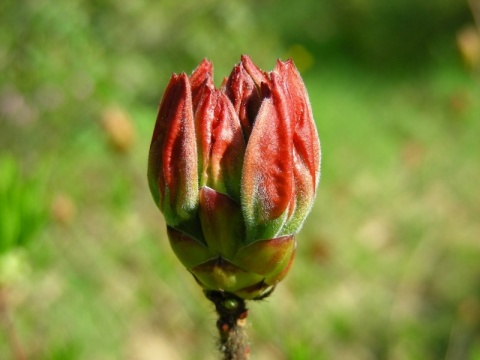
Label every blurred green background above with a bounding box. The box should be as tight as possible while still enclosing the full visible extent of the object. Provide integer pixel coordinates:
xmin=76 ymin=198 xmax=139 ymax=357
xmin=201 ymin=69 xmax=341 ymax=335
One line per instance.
xmin=1 ymin=0 xmax=480 ymax=359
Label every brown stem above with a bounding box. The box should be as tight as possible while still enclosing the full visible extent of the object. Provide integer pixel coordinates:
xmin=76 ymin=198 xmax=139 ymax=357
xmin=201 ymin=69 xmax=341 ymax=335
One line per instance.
xmin=205 ymin=290 xmax=250 ymax=360
xmin=0 ymin=286 xmax=27 ymax=360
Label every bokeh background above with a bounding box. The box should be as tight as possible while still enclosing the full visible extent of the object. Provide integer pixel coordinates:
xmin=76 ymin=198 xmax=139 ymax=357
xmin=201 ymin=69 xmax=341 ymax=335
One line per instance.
xmin=1 ymin=0 xmax=480 ymax=359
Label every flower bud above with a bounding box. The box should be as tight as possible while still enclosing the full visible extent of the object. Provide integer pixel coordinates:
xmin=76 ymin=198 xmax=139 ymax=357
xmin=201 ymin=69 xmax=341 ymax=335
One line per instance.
xmin=147 ymin=73 xmax=200 ymax=235
xmin=148 ymin=56 xmax=320 ymax=299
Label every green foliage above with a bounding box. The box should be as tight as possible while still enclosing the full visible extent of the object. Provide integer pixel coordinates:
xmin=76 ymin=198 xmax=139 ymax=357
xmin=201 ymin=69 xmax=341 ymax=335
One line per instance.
xmin=256 ymin=0 xmax=471 ymax=68
xmin=1 ymin=0 xmax=479 ymax=358
xmin=0 ymin=156 xmax=46 ymax=255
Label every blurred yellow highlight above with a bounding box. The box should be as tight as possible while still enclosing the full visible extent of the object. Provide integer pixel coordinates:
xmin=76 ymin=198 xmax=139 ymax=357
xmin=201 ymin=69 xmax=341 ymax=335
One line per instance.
xmin=457 ymin=25 xmax=480 ymax=71
xmin=101 ymin=106 xmax=136 ymax=153
xmin=284 ymin=44 xmax=314 ymax=73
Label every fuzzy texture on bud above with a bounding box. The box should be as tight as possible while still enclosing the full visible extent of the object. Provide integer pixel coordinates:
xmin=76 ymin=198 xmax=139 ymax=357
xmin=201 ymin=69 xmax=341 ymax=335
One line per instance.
xmin=148 ymin=55 xmax=320 ymax=299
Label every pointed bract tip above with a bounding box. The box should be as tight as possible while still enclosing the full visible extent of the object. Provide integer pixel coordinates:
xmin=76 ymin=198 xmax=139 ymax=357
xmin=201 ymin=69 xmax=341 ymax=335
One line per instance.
xmin=190 ymin=59 xmax=214 ymax=90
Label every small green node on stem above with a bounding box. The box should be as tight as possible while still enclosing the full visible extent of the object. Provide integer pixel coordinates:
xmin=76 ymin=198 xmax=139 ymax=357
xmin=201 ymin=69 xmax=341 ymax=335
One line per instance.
xmin=223 ymin=298 xmax=239 ymax=311
xmin=205 ymin=290 xmax=250 ymax=360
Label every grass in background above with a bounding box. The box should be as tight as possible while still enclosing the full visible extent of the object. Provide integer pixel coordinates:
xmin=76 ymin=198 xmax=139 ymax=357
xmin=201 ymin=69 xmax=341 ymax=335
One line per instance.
xmin=2 ymin=56 xmax=479 ymax=359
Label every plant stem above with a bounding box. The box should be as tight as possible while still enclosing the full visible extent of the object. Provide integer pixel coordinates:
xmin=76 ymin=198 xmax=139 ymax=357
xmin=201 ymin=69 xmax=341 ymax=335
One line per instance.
xmin=205 ymin=290 xmax=250 ymax=360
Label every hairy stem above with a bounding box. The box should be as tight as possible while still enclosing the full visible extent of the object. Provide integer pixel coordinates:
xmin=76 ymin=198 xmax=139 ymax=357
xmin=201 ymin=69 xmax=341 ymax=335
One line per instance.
xmin=205 ymin=290 xmax=250 ymax=360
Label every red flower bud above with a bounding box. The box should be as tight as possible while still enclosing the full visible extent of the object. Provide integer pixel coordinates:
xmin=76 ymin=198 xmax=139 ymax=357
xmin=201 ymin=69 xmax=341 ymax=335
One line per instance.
xmin=148 ymin=73 xmax=198 ymax=228
xmin=148 ymin=56 xmax=320 ymax=299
